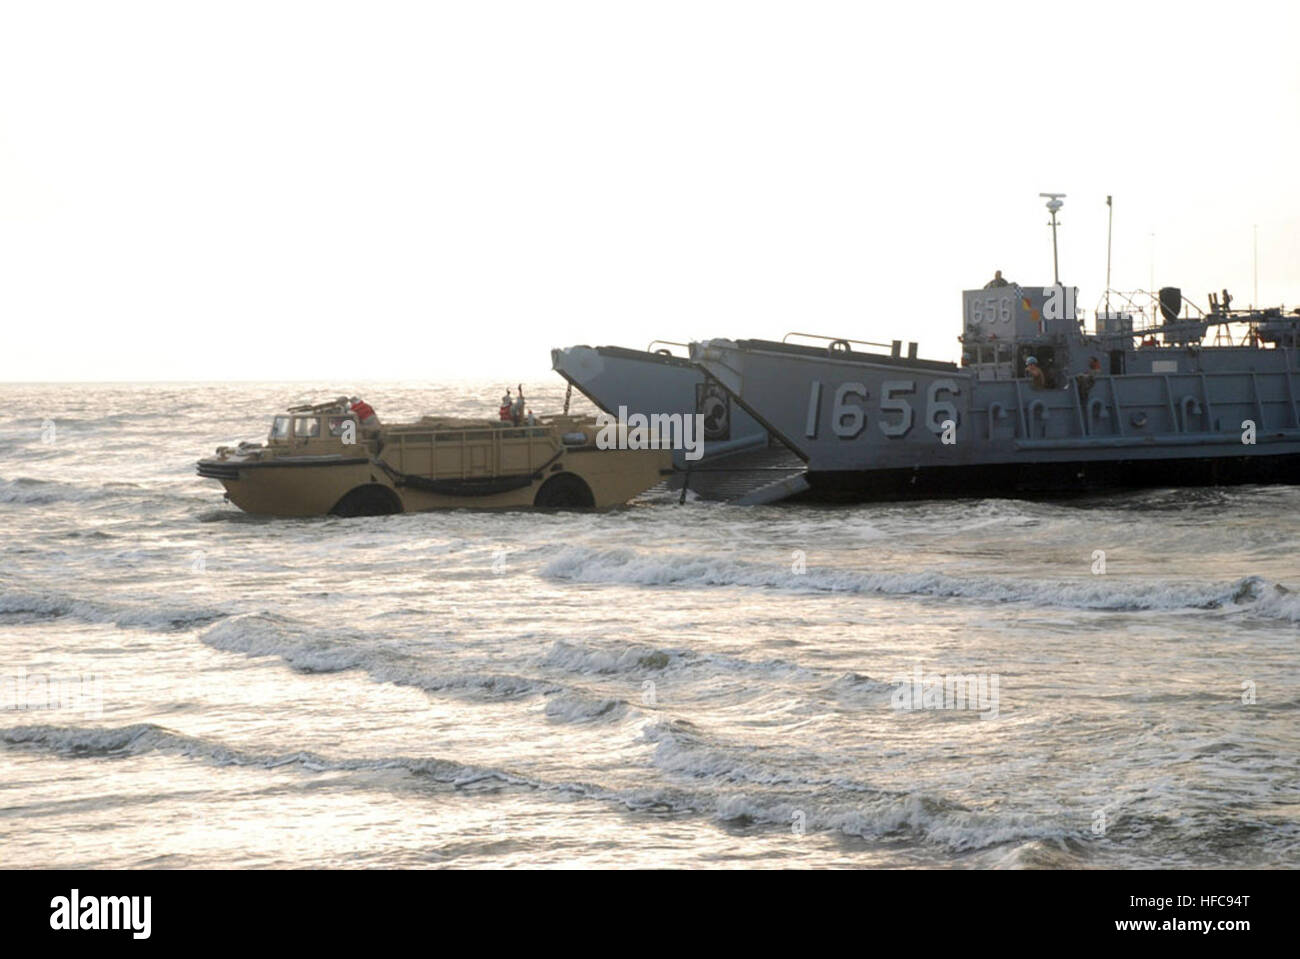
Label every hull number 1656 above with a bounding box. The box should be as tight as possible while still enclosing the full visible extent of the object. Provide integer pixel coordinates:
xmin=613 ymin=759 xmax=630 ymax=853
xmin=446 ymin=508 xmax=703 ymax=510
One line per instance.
xmin=804 ymin=378 xmax=960 ymax=440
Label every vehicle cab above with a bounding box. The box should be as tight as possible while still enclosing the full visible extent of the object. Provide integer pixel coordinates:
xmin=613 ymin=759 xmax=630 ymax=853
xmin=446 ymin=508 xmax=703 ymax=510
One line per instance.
xmin=268 ymin=398 xmax=367 ymax=453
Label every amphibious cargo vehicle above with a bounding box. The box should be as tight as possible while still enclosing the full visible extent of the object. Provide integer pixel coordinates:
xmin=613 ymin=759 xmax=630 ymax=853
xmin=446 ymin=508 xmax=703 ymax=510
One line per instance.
xmin=196 ymin=395 xmax=671 ymax=516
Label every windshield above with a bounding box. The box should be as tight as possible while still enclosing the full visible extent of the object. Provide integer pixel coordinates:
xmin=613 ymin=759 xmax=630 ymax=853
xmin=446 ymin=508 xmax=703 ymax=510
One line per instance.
xmin=270 ymin=416 xmax=290 ymax=440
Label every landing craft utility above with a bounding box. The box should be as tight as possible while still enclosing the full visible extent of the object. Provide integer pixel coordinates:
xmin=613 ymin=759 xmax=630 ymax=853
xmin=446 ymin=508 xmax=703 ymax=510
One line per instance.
xmin=692 ymin=265 xmax=1300 ymax=494
xmin=196 ymin=393 xmax=671 ymax=516
xmin=559 ymin=195 xmax=1300 ymax=499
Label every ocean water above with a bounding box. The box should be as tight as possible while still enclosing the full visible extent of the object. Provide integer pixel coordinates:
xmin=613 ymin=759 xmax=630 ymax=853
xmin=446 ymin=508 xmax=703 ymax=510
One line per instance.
xmin=2 ymin=381 xmax=1298 ymax=869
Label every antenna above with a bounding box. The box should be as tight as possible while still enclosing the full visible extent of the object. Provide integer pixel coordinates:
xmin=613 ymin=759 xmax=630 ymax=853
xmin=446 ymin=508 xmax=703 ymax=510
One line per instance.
xmin=1105 ymin=195 xmax=1113 ymax=315
xmin=1149 ymin=232 xmax=1155 ymax=299
xmin=1253 ymin=224 xmax=1258 ymax=308
xmin=1039 ymin=193 xmax=1065 ymax=285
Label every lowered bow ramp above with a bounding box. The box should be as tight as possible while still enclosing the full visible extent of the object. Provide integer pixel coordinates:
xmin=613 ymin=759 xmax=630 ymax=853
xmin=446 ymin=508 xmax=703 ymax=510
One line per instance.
xmin=553 ymin=344 xmax=808 ymax=504
xmin=672 ymin=444 xmax=809 ymax=504
xmin=551 ymin=344 xmax=770 ymax=464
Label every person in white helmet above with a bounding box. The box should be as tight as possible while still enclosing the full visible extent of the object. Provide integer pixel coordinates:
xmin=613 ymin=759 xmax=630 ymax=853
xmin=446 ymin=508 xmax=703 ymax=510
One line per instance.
xmin=1025 ymin=356 xmax=1046 ymax=390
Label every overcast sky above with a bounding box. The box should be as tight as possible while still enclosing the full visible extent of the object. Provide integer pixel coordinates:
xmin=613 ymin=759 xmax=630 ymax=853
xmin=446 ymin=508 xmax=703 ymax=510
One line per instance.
xmin=2 ymin=0 xmax=1297 ymax=382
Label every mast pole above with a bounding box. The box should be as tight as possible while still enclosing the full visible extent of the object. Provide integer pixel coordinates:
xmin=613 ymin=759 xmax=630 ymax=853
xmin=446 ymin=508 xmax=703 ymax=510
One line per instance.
xmin=1039 ymin=193 xmax=1066 ymax=286
xmin=1052 ymin=211 xmax=1059 ymax=285
xmin=1105 ymin=195 xmax=1113 ymax=314
xmin=1253 ymin=224 xmax=1258 ymax=308
xmin=1149 ymin=233 xmax=1155 ymax=299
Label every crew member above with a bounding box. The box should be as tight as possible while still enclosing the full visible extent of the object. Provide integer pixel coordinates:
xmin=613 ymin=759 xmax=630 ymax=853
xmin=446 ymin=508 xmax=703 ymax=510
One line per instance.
xmin=511 ymin=384 xmax=526 ymax=425
xmin=1025 ymin=356 xmax=1046 ymax=390
xmin=984 ymin=270 xmax=1011 ymax=289
xmin=1075 ymin=355 xmax=1102 ymax=401
xmin=349 ymin=396 xmax=379 ymax=428
xmin=500 ymin=390 xmax=513 ymax=422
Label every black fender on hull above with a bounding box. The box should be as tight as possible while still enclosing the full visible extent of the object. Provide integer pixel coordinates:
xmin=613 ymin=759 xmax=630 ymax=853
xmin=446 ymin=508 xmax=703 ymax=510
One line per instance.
xmin=803 ymin=452 xmax=1300 ymax=501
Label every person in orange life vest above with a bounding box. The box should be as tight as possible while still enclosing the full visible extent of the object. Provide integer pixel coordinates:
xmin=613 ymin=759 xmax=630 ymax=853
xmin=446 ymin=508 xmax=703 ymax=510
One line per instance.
xmin=499 ymin=389 xmax=513 ymax=422
xmin=348 ymin=396 xmax=379 ymax=428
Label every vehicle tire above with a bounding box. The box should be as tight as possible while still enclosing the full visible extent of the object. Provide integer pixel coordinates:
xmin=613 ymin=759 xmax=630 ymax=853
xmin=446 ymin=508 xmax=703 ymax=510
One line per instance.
xmin=330 ymin=484 xmax=403 ymax=517
xmin=533 ymin=473 xmax=595 ymax=508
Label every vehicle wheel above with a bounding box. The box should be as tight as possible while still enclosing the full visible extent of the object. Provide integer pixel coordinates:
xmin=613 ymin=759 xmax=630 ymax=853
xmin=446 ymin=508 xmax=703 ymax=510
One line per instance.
xmin=533 ymin=473 xmax=595 ymax=508
xmin=330 ymin=484 xmax=403 ymax=517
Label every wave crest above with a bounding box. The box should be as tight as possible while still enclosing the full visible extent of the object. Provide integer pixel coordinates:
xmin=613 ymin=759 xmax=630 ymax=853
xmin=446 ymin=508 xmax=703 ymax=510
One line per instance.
xmin=541 ymin=546 xmax=1298 ymax=620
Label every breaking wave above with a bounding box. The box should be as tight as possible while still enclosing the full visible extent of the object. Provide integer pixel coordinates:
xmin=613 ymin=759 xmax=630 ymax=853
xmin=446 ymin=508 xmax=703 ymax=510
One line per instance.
xmin=0 ymin=589 xmax=227 ymax=631
xmin=0 ymin=476 xmax=190 ymax=508
xmin=0 ymin=723 xmax=528 ymax=788
xmin=0 ymin=477 xmax=115 ymax=506
xmin=540 ymin=546 xmax=1300 ymax=621
xmin=0 ymin=722 xmax=1079 ymax=854
xmin=543 ymin=693 xmax=629 ymax=724
xmin=199 ymin=614 xmax=558 ymax=700
xmin=539 ymin=639 xmax=815 ymax=682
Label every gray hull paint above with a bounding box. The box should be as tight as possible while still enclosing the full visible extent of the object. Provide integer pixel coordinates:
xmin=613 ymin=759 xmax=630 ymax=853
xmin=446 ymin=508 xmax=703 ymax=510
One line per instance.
xmin=691 ymin=336 xmax=1300 ymax=493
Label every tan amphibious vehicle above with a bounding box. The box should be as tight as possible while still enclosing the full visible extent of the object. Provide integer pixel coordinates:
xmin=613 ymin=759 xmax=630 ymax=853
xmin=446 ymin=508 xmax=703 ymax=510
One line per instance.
xmin=196 ymin=395 xmax=671 ymax=516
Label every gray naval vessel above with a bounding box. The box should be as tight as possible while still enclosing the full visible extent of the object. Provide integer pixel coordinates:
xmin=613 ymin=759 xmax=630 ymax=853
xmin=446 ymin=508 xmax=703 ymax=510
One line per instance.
xmin=558 ymin=195 xmax=1300 ymax=501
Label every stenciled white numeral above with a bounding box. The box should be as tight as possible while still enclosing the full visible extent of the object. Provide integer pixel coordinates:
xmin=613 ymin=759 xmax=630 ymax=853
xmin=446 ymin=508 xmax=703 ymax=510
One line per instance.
xmin=925 ymin=379 xmax=960 ymax=433
xmin=805 ymin=380 xmax=822 ymax=438
xmin=878 ymin=380 xmax=915 ymax=437
xmin=831 ymin=382 xmax=868 ymax=438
